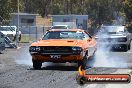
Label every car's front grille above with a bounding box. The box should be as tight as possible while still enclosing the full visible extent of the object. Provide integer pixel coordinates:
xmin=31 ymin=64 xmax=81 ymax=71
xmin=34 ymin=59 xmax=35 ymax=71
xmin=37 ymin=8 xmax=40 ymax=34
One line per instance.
xmin=40 ymin=46 xmax=74 ymax=55
xmin=97 ymin=37 xmax=127 ymax=42
xmin=41 ymin=46 xmax=72 ymax=51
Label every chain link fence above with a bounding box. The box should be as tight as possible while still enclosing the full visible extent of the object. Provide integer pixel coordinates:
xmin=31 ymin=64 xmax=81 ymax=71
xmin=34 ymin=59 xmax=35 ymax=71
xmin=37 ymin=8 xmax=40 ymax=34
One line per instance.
xmin=20 ymin=26 xmax=50 ymax=43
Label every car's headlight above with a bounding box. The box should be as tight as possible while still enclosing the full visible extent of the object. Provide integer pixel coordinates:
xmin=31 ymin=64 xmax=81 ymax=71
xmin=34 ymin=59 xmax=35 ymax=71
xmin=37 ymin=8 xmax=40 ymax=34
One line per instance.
xmin=29 ymin=46 xmax=36 ymax=52
xmin=29 ymin=46 xmax=41 ymax=52
xmin=36 ymin=46 xmax=41 ymax=51
xmin=117 ymin=38 xmax=127 ymax=42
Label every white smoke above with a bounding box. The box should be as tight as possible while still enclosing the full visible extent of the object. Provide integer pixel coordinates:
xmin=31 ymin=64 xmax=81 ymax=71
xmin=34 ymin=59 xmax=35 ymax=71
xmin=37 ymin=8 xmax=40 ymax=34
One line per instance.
xmin=15 ymin=48 xmax=33 ymax=66
xmin=113 ymin=12 xmax=126 ymax=26
xmin=93 ymin=46 xmax=128 ymax=68
xmin=92 ymin=27 xmax=128 ymax=68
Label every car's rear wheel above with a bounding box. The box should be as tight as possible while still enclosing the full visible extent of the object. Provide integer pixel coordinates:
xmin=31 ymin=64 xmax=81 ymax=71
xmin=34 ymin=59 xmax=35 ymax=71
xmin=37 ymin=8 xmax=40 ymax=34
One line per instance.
xmin=32 ymin=60 xmax=42 ymax=69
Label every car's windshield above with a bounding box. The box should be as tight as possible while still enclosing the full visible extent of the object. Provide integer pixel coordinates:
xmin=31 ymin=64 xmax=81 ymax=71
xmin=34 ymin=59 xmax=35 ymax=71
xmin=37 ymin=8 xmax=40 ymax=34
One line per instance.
xmin=51 ymin=26 xmax=68 ymax=29
xmin=43 ymin=31 xmax=85 ymax=40
xmin=100 ymin=26 xmax=125 ymax=34
xmin=0 ymin=27 xmax=15 ymax=31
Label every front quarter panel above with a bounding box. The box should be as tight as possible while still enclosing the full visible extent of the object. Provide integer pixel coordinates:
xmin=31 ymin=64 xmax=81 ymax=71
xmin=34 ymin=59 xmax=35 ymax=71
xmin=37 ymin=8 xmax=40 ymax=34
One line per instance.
xmin=85 ymin=38 xmax=97 ymax=57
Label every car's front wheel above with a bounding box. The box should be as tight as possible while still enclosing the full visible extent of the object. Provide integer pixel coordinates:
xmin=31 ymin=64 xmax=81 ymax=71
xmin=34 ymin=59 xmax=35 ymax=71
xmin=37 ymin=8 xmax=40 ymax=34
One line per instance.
xmin=78 ymin=55 xmax=88 ymax=70
xmin=122 ymin=45 xmax=128 ymax=52
xmin=128 ymin=42 xmax=131 ymax=50
xmin=76 ymin=74 xmax=87 ymax=85
xmin=19 ymin=34 xmax=21 ymax=41
xmin=32 ymin=60 xmax=42 ymax=69
xmin=13 ymin=34 xmax=21 ymax=41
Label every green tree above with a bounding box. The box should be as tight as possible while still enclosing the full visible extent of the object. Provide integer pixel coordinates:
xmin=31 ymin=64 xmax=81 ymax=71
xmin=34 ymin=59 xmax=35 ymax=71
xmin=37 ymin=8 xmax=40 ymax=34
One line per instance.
xmin=0 ymin=0 xmax=24 ymax=21
xmin=0 ymin=0 xmax=12 ymax=20
xmin=30 ymin=0 xmax=52 ymax=17
xmin=5 ymin=0 xmax=129 ymax=28
xmin=124 ymin=0 xmax=132 ymax=22
xmin=10 ymin=0 xmax=24 ymax=12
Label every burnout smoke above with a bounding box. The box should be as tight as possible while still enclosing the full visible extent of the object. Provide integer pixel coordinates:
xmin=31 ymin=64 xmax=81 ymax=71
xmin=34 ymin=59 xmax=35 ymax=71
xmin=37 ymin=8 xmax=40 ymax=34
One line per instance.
xmin=92 ymin=27 xmax=128 ymax=68
xmin=15 ymin=47 xmax=33 ymax=66
xmin=14 ymin=46 xmax=67 ymax=67
xmin=93 ymin=46 xmax=127 ymax=68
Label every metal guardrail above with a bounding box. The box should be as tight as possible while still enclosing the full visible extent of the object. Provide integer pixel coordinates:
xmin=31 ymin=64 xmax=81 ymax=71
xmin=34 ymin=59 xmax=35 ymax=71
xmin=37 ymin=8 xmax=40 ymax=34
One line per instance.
xmin=0 ymin=16 xmax=17 ymax=48
xmin=4 ymin=36 xmax=17 ymax=48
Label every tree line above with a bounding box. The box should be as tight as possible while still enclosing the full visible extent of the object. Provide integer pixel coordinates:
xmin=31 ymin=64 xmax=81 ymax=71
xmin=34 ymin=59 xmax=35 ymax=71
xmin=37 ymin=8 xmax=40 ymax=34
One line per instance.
xmin=0 ymin=0 xmax=132 ymax=28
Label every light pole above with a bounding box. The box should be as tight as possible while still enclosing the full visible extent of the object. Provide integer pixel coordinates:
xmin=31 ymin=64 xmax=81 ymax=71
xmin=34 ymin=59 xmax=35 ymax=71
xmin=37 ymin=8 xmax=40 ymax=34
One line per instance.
xmin=16 ymin=0 xmax=19 ymax=47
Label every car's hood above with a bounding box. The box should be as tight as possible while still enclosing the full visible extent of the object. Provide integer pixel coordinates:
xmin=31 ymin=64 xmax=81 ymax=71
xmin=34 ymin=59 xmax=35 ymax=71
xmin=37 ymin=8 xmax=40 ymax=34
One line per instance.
xmin=0 ymin=31 xmax=13 ymax=35
xmin=31 ymin=39 xmax=86 ymax=47
xmin=95 ymin=34 xmax=127 ymax=39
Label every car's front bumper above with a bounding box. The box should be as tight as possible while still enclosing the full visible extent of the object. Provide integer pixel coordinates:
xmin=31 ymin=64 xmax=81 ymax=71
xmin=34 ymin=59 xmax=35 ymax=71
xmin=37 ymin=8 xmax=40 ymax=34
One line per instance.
xmin=31 ymin=54 xmax=83 ymax=63
xmin=97 ymin=42 xmax=129 ymax=49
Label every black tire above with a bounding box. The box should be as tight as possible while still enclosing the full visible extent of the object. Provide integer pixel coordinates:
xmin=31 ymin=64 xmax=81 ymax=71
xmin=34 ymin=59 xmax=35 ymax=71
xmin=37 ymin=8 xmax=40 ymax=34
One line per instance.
xmin=77 ymin=51 xmax=89 ymax=69
xmin=19 ymin=34 xmax=21 ymax=41
xmin=128 ymin=43 xmax=131 ymax=50
xmin=13 ymin=36 xmax=16 ymax=41
xmin=13 ymin=35 xmax=21 ymax=41
xmin=76 ymin=74 xmax=87 ymax=85
xmin=32 ymin=60 xmax=42 ymax=69
xmin=78 ymin=56 xmax=87 ymax=70
xmin=0 ymin=50 xmax=5 ymax=54
xmin=122 ymin=45 xmax=128 ymax=52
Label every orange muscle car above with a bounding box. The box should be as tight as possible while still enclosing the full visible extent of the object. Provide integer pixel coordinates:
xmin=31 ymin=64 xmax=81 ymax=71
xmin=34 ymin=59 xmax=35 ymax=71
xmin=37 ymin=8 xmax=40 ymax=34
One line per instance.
xmin=29 ymin=29 xmax=97 ymax=69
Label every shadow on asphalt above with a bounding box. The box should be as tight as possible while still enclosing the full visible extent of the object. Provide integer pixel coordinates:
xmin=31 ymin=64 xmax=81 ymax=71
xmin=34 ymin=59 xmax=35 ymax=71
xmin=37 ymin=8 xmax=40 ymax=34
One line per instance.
xmin=28 ymin=59 xmax=95 ymax=71
xmin=111 ymin=49 xmax=126 ymax=52
xmin=41 ymin=66 xmax=78 ymax=71
xmin=28 ymin=66 xmax=78 ymax=71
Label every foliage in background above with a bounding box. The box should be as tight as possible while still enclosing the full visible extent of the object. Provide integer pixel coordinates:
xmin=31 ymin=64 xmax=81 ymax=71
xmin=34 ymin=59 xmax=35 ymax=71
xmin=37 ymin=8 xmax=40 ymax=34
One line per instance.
xmin=0 ymin=0 xmax=132 ymax=29
xmin=124 ymin=0 xmax=132 ymax=22
xmin=0 ymin=0 xmax=12 ymax=20
xmin=24 ymin=0 xmax=129 ymax=27
xmin=0 ymin=0 xmax=24 ymax=24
